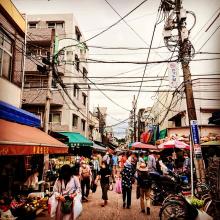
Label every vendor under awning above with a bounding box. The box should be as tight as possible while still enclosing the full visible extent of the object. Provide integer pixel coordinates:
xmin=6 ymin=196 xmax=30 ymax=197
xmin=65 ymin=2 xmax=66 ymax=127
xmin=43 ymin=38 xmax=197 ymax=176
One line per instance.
xmin=0 ymin=119 xmax=68 ymax=155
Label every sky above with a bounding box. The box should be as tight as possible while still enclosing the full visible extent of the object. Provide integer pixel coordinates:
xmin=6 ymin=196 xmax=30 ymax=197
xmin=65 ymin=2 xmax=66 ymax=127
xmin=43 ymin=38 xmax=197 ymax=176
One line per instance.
xmin=13 ymin=0 xmax=220 ymax=138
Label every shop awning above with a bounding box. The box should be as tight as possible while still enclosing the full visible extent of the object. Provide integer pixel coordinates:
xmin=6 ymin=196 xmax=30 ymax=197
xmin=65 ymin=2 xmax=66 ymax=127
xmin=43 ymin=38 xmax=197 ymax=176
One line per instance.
xmin=0 ymin=119 xmax=68 ymax=155
xmin=92 ymin=143 xmax=107 ymax=152
xmin=131 ymin=142 xmax=157 ymax=150
xmin=58 ymin=132 xmax=93 ymax=147
xmin=201 ymin=141 xmax=220 ymax=146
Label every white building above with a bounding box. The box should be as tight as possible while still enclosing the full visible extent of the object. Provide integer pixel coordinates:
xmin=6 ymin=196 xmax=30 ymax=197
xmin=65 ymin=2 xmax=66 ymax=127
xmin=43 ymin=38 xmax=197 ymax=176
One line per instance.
xmin=22 ymin=14 xmax=90 ymax=137
xmin=151 ymin=77 xmax=220 ymax=137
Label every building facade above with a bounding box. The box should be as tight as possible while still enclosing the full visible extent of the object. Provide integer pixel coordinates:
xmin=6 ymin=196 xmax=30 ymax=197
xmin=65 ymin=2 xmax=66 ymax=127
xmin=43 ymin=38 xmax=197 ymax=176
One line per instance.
xmin=22 ymin=14 xmax=90 ymax=137
xmin=0 ymin=0 xmax=25 ymax=107
xmin=151 ymin=78 xmax=220 ymax=136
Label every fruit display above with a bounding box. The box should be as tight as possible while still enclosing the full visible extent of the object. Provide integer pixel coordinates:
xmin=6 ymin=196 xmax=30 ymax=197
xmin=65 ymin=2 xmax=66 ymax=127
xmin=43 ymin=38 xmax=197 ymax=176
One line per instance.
xmin=189 ymin=197 xmax=204 ymax=209
xmin=0 ymin=193 xmax=48 ymax=219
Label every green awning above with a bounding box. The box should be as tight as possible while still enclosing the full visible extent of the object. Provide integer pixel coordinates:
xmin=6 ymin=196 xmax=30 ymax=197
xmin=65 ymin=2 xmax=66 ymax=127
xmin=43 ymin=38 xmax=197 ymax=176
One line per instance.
xmin=58 ymin=132 xmax=93 ymax=147
xmin=159 ymin=129 xmax=167 ymax=139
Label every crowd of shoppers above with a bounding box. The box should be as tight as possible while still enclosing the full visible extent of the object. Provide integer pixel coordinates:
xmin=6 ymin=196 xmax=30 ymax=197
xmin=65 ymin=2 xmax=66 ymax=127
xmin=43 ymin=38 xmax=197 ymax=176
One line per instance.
xmin=51 ymin=149 xmax=190 ymax=219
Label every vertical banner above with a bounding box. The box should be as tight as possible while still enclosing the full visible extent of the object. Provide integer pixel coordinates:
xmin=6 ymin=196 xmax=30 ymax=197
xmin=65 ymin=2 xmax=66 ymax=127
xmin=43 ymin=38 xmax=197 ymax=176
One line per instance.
xmin=190 ymin=120 xmax=202 ymax=159
xmin=168 ymin=62 xmax=180 ymax=88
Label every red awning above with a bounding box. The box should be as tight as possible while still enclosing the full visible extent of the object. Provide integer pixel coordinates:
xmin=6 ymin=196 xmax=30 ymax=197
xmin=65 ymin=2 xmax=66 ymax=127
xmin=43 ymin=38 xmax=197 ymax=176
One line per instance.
xmin=0 ymin=119 xmax=68 ymax=155
xmin=131 ymin=142 xmax=157 ymax=150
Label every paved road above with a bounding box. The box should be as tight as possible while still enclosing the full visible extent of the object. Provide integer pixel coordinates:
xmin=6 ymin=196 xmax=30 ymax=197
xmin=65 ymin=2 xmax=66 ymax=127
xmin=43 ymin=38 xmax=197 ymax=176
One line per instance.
xmin=36 ymin=184 xmax=160 ymax=220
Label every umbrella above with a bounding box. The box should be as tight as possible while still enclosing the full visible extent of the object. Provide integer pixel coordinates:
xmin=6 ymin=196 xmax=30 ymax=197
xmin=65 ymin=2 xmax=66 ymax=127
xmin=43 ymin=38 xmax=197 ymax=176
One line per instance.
xmin=131 ymin=142 xmax=157 ymax=150
xmin=158 ymin=139 xmax=190 ymax=150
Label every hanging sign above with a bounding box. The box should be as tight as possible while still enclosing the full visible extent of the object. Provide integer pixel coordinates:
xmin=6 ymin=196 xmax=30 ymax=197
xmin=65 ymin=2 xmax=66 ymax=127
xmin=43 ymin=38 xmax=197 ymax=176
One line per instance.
xmin=168 ymin=62 xmax=180 ymax=88
xmin=190 ymin=120 xmax=202 ymax=159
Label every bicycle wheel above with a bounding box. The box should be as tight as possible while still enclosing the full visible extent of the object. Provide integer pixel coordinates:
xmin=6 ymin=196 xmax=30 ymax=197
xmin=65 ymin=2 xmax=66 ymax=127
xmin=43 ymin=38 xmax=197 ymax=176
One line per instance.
xmin=160 ymin=202 xmax=188 ymax=220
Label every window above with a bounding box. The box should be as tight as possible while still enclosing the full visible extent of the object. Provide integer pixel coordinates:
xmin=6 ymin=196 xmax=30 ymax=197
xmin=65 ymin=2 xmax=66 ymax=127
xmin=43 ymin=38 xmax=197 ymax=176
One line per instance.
xmin=75 ymin=54 xmax=80 ymax=71
xmin=73 ymin=84 xmax=79 ymax=98
xmin=48 ymin=22 xmax=55 ymax=28
xmin=66 ymin=51 xmax=73 ymax=62
xmin=82 ymin=93 xmax=87 ymax=106
xmin=81 ymin=119 xmax=86 ymax=131
xmin=72 ymin=114 xmax=78 ymax=127
xmin=49 ymin=112 xmax=61 ymax=123
xmin=82 ymin=67 xmax=87 ymax=79
xmin=0 ymin=29 xmax=13 ymax=81
xmin=56 ymin=22 xmax=64 ymax=29
xmin=174 ymin=115 xmax=182 ymax=127
xmin=47 ymin=22 xmax=64 ymax=29
xmin=75 ymin=26 xmax=81 ymax=41
xmin=28 ymin=22 xmax=37 ymax=29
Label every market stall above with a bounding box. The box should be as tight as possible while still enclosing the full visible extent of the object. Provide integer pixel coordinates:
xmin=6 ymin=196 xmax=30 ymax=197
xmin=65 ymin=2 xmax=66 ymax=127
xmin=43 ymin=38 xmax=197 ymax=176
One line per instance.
xmin=58 ymin=132 xmax=93 ymax=157
xmin=131 ymin=142 xmax=158 ymax=150
xmin=0 ymin=119 xmax=68 ymax=219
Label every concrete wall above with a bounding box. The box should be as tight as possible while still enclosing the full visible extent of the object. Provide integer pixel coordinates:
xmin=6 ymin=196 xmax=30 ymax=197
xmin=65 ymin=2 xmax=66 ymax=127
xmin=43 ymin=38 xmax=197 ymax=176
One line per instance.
xmin=0 ymin=1 xmax=25 ymax=107
xmin=152 ymin=78 xmax=220 ymax=129
xmin=0 ymin=78 xmax=21 ymax=107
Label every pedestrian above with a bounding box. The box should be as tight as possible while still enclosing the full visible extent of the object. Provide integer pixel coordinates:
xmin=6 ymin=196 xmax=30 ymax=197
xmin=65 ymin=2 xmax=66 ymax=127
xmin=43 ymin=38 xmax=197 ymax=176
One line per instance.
xmin=136 ymin=162 xmax=151 ymax=215
xmin=112 ymin=151 xmax=118 ymax=183
xmin=79 ymin=161 xmax=92 ymax=201
xmin=23 ymin=169 xmax=41 ymax=192
xmin=103 ymin=151 xmax=111 ymax=166
xmin=121 ymin=159 xmax=135 ymax=209
xmin=137 ymin=152 xmax=145 ymax=169
xmin=91 ymin=150 xmax=100 ymax=180
xmin=147 ymin=151 xmax=157 ymax=172
xmin=95 ymin=161 xmax=111 ymax=207
xmin=118 ymin=153 xmax=127 ymax=171
xmin=90 ymin=151 xmax=100 ymax=193
xmin=183 ymin=152 xmax=190 ymax=179
xmin=53 ymin=164 xmax=81 ymax=220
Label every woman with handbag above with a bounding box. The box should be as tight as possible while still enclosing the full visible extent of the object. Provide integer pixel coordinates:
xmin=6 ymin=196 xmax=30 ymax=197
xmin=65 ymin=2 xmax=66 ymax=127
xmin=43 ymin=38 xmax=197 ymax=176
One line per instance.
xmin=53 ymin=164 xmax=81 ymax=220
xmin=95 ymin=161 xmax=111 ymax=207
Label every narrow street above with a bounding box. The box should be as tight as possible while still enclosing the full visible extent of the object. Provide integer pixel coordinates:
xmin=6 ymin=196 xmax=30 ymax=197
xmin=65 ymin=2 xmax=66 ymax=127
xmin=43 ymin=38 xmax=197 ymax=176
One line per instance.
xmin=36 ymin=184 xmax=160 ymax=220
xmin=78 ymin=185 xmax=160 ymax=220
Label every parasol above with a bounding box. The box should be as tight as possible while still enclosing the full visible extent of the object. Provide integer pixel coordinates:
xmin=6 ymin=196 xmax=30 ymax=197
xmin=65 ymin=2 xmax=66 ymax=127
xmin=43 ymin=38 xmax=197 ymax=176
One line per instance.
xmin=131 ymin=142 xmax=157 ymax=150
xmin=158 ymin=139 xmax=190 ymax=150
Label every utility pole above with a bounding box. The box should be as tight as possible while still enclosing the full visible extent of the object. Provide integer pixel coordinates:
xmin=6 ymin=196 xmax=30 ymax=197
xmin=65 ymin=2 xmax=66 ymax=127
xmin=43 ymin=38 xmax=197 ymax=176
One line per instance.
xmin=175 ymin=0 xmax=205 ymax=183
xmin=42 ymin=29 xmax=55 ymax=191
xmin=133 ymin=95 xmax=137 ymax=142
xmin=43 ymin=28 xmax=55 ymax=133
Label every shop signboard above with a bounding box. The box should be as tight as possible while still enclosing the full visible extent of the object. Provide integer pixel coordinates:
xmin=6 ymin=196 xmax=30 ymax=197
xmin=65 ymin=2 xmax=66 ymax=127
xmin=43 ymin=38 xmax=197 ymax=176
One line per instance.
xmin=190 ymin=120 xmax=202 ymax=159
xmin=168 ymin=62 xmax=180 ymax=88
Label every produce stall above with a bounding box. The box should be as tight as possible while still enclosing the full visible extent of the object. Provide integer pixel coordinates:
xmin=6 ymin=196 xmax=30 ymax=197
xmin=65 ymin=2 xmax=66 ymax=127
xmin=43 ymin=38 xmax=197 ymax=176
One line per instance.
xmin=0 ymin=192 xmax=49 ymax=220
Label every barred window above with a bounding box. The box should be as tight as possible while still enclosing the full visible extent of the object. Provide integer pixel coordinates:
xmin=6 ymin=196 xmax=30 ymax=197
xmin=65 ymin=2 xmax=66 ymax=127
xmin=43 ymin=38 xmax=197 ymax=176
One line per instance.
xmin=0 ymin=29 xmax=13 ymax=81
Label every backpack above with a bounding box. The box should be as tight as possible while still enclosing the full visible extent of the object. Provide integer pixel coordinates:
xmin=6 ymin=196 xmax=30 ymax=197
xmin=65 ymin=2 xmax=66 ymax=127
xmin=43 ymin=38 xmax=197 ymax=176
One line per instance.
xmin=81 ymin=166 xmax=90 ymax=179
xmin=139 ymin=171 xmax=151 ymax=188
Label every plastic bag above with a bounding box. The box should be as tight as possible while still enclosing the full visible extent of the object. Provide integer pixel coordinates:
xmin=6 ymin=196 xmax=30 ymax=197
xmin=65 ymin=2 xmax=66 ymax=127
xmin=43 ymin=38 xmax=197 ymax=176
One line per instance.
xmin=74 ymin=193 xmax=82 ymax=219
xmin=115 ymin=178 xmax=122 ymax=194
xmin=48 ymin=194 xmax=58 ymax=218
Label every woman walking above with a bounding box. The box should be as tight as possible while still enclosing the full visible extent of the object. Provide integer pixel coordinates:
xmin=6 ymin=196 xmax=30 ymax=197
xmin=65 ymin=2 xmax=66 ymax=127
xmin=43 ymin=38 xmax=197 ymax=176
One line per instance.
xmin=53 ymin=164 xmax=81 ymax=220
xmin=121 ymin=159 xmax=135 ymax=209
xmin=136 ymin=162 xmax=151 ymax=215
xmin=95 ymin=161 xmax=111 ymax=207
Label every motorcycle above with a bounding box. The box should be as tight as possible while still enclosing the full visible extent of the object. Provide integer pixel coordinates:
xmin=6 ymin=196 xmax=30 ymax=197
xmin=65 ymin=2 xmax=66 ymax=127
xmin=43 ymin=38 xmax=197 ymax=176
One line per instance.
xmin=149 ymin=171 xmax=191 ymax=205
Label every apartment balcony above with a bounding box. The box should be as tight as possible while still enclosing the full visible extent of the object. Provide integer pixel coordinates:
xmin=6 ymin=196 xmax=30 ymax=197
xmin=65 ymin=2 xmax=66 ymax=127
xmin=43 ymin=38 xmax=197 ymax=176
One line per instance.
xmin=28 ymin=28 xmax=66 ymax=45
xmin=22 ymin=89 xmax=64 ymax=107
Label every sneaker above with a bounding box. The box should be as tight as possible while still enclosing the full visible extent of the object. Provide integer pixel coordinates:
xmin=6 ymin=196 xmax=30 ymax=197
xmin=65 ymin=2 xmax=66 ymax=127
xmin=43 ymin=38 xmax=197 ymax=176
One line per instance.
xmin=147 ymin=207 xmax=150 ymax=215
xmin=141 ymin=209 xmax=145 ymax=213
